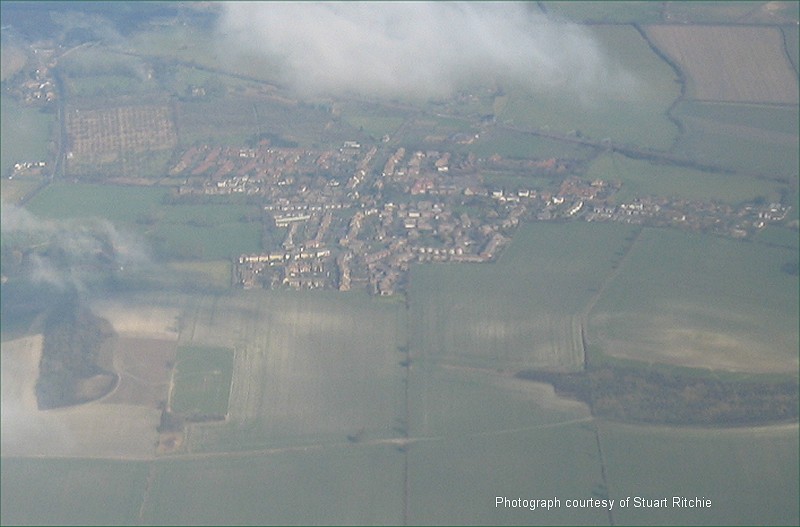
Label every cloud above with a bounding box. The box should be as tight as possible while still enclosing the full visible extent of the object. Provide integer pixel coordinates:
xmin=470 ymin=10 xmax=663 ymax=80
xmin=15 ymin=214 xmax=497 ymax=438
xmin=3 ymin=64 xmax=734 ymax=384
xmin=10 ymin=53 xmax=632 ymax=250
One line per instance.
xmin=217 ymin=1 xmax=637 ymax=100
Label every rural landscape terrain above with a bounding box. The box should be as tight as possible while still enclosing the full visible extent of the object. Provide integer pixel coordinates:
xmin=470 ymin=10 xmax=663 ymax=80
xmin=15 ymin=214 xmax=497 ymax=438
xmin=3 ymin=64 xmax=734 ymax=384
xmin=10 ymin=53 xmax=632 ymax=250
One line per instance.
xmin=1 ymin=1 xmax=798 ymax=525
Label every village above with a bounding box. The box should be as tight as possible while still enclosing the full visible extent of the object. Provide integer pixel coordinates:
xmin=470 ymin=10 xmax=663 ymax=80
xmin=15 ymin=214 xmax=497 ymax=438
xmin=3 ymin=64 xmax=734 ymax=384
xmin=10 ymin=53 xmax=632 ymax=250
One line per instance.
xmin=162 ymin=139 xmax=794 ymax=296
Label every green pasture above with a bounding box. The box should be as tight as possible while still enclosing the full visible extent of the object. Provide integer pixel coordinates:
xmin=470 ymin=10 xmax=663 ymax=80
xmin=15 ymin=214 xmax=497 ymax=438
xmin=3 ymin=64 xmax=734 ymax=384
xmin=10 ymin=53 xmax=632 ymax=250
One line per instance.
xmin=662 ymin=1 xmax=798 ymax=24
xmin=497 ymin=25 xmax=680 ymax=150
xmin=676 ymin=101 xmax=799 ymax=136
xmin=65 ymin=74 xmax=155 ymax=98
xmin=0 ymin=95 xmax=54 ymax=177
xmin=588 ymin=228 xmax=799 ymax=373
xmin=150 ymin=220 xmax=261 ymax=261
xmin=408 ymin=424 xmax=606 ymax=525
xmin=175 ymin=99 xmax=259 ymax=146
xmin=585 ymin=152 xmax=787 ymax=204
xmin=339 ymin=102 xmax=408 ymax=139
xmin=544 ymin=1 xmax=664 ymax=23
xmin=409 ymin=221 xmax=639 ymax=370
xmin=178 ymin=290 xmax=407 ymax=453
xmin=167 ymin=260 xmax=232 ymax=289
xmin=0 ymin=458 xmax=148 ymax=525
xmin=146 ymin=444 xmax=404 ymax=525
xmin=127 ymin=25 xmax=224 ymax=71
xmin=600 ymin=422 xmax=800 ymax=526
xmin=170 ymin=345 xmax=234 ymax=416
xmin=25 ymin=182 xmax=167 ymax=223
xmin=175 ymin=97 xmax=353 ymax=149
xmin=672 ymin=101 xmax=799 ymax=178
xmin=470 ymin=127 xmax=597 ymax=160
xmin=25 ymin=183 xmax=262 ymax=261
xmin=755 ymin=226 xmax=799 ymax=250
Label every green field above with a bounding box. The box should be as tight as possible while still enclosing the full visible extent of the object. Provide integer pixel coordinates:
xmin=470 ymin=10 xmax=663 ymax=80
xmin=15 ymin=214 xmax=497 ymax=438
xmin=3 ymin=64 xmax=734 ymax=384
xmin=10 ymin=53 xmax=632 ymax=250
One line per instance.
xmin=672 ymin=101 xmax=799 ymax=178
xmin=25 ymin=183 xmax=262 ymax=260
xmin=755 ymin=225 xmax=800 ymax=250
xmin=170 ymin=345 xmax=234 ymax=417
xmin=25 ymin=182 xmax=167 ymax=223
xmin=469 ymin=126 xmax=597 ymax=160
xmin=409 ymin=221 xmax=639 ymax=371
xmin=145 ymin=444 xmax=404 ymax=525
xmin=497 ymin=25 xmax=680 ymax=150
xmin=585 ymin=152 xmax=787 ymax=204
xmin=177 ymin=290 xmax=408 ymax=452
xmin=0 ymin=94 xmax=54 ymax=177
xmin=544 ymin=1 xmax=665 ymax=23
xmin=588 ymin=228 xmax=799 ymax=373
xmin=601 ymin=422 xmax=800 ymax=526
xmin=0 ymin=458 xmax=148 ymax=525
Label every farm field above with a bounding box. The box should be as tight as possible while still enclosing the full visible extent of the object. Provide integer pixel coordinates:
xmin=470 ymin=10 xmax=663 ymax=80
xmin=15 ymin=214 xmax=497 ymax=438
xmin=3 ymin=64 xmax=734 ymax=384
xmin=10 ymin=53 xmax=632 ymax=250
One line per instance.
xmin=25 ymin=182 xmax=168 ymax=223
xmin=0 ymin=458 xmax=149 ymax=526
xmin=145 ymin=444 xmax=405 ymax=525
xmin=176 ymin=290 xmax=408 ymax=453
xmin=755 ymin=225 xmax=800 ymax=250
xmin=170 ymin=345 xmax=234 ymax=417
xmin=588 ymin=227 xmax=799 ymax=373
xmin=646 ymin=25 xmax=798 ymax=104
xmin=25 ymin=182 xmax=262 ymax=260
xmin=543 ymin=1 xmax=664 ymax=23
xmin=672 ymin=101 xmax=799 ymax=178
xmin=0 ymin=94 xmax=53 ymax=176
xmin=2 ymin=2 xmax=799 ymax=525
xmin=497 ymin=25 xmax=680 ymax=150
xmin=409 ymin=221 xmax=639 ymax=371
xmin=338 ymin=100 xmax=409 ymax=140
xmin=600 ymin=422 xmax=800 ymax=526
xmin=584 ymin=152 xmax=788 ymax=204
xmin=469 ymin=126 xmax=597 ymax=160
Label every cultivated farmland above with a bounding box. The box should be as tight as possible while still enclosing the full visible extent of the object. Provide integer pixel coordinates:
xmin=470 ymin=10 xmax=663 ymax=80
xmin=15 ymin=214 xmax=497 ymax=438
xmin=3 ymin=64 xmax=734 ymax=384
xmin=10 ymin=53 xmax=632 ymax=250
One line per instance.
xmin=647 ymin=25 xmax=799 ymax=104
xmin=409 ymin=221 xmax=639 ymax=371
xmin=601 ymin=422 xmax=800 ymax=526
xmin=588 ymin=228 xmax=799 ymax=373
xmin=169 ymin=345 xmax=234 ymax=417
xmin=175 ymin=290 xmax=408 ymax=453
xmin=65 ymin=103 xmax=177 ymax=178
xmin=584 ymin=152 xmax=788 ymax=204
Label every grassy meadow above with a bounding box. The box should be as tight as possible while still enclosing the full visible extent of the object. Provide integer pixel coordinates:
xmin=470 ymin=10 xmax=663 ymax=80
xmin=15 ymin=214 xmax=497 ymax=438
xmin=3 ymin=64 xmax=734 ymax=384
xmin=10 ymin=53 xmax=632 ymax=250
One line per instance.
xmin=585 ymin=152 xmax=788 ymax=204
xmin=601 ymin=422 xmax=800 ymax=526
xmin=170 ymin=345 xmax=235 ymax=417
xmin=0 ymin=458 xmax=149 ymax=526
xmin=497 ymin=25 xmax=680 ymax=150
xmin=0 ymin=94 xmax=54 ymax=177
xmin=672 ymin=101 xmax=799 ymax=178
xmin=24 ymin=183 xmax=262 ymax=260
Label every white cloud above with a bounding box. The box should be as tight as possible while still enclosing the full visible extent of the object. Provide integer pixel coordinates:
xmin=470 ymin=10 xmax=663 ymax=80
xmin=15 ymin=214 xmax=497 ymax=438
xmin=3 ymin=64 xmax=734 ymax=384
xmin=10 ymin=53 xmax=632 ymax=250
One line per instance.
xmin=217 ymin=1 xmax=637 ymax=100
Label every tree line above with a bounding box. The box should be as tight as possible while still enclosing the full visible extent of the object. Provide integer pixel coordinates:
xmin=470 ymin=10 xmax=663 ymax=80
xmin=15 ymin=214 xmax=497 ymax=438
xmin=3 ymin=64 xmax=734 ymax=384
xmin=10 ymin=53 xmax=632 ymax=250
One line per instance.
xmin=517 ymin=364 xmax=798 ymax=426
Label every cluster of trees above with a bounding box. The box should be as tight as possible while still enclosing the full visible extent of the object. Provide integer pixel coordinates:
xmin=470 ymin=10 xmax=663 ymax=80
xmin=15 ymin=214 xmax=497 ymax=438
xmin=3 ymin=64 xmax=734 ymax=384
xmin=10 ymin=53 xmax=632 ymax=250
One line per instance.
xmin=517 ymin=365 xmax=798 ymax=426
xmin=36 ymin=289 xmax=117 ymax=409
